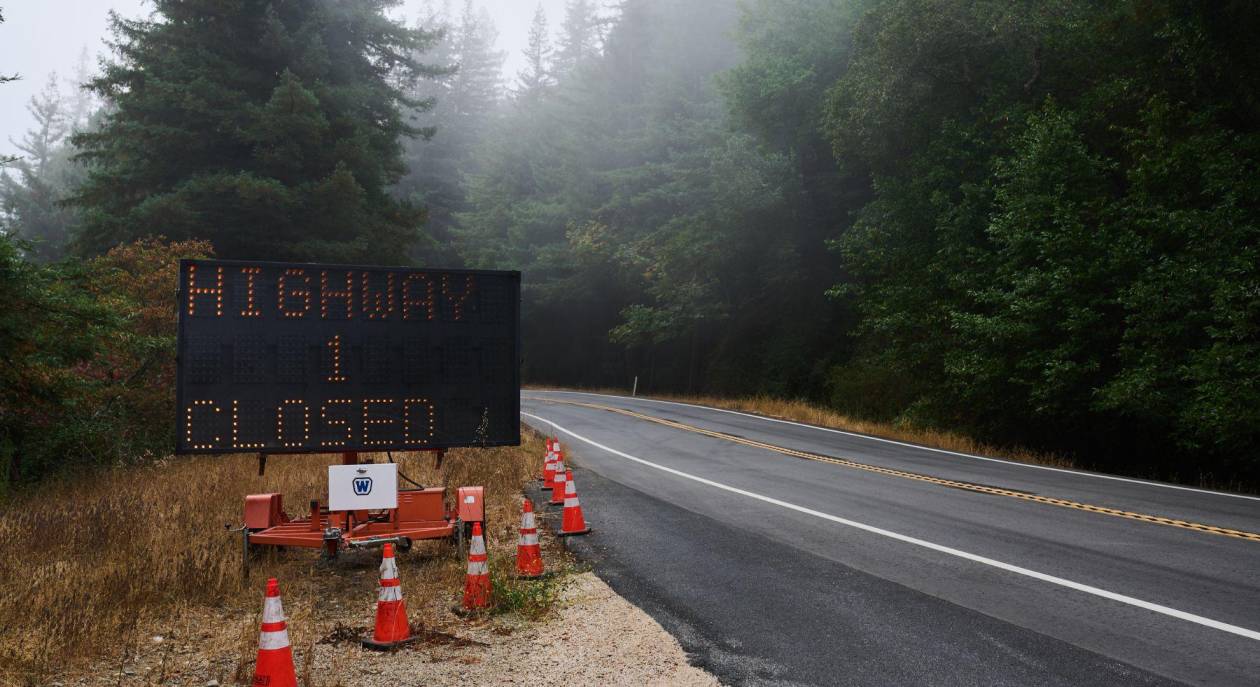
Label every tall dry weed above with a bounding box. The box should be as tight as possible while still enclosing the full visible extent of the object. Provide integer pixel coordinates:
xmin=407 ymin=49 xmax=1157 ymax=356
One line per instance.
xmin=0 ymin=430 xmax=549 ymax=683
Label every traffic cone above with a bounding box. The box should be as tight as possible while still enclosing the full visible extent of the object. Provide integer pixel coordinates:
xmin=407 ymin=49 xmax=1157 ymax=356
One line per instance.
xmin=363 ymin=543 xmax=414 ymax=650
xmin=538 ymin=438 xmax=555 ymax=481
xmin=548 ymin=456 xmax=567 ymax=506
xmin=541 ymin=444 xmax=559 ymax=489
xmin=558 ymin=469 xmax=591 ymax=536
xmin=515 ymin=499 xmax=545 ymax=578
xmin=252 ymin=578 xmax=297 ymax=687
xmin=462 ymin=522 xmax=492 ymax=611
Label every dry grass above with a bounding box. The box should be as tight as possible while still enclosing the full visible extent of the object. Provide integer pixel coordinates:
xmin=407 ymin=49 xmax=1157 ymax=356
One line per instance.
xmin=528 ymin=386 xmax=1072 ymax=469
xmin=0 ymin=429 xmax=560 ymax=685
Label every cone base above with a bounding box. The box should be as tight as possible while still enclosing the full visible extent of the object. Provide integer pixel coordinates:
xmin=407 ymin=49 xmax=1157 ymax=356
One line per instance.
xmin=512 ymin=570 xmax=553 ymax=580
xmin=361 ymin=635 xmax=420 ymax=651
xmin=556 ymin=527 xmax=592 ymax=537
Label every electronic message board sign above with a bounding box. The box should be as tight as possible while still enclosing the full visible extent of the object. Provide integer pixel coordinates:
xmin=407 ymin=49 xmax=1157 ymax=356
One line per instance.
xmin=175 ymin=259 xmax=520 ymax=454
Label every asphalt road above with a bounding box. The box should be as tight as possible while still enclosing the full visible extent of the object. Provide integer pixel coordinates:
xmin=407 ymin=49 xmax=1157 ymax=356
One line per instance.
xmin=520 ymin=390 xmax=1260 ymax=686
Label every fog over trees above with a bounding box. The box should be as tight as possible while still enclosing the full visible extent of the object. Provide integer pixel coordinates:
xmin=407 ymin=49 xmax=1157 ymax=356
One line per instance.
xmin=2 ymin=0 xmax=1259 ymax=487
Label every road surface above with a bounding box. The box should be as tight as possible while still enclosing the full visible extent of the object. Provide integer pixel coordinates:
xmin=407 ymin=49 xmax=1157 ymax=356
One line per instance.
xmin=520 ymin=390 xmax=1260 ymax=686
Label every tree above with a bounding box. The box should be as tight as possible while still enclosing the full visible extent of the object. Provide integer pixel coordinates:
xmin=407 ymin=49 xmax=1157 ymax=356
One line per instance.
xmin=0 ymin=75 xmax=86 ymax=261
xmin=70 ymin=0 xmax=444 ymax=262
xmin=514 ymin=4 xmax=554 ymax=101
xmin=553 ymin=0 xmax=602 ymax=77
xmin=0 ymin=235 xmax=213 ymax=489
xmin=395 ymin=0 xmax=504 ymax=265
xmin=822 ymin=0 xmax=1260 ymax=480
xmin=64 ymin=48 xmax=100 ymax=132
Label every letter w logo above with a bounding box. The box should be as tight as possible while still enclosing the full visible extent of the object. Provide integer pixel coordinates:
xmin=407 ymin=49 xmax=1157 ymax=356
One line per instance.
xmin=352 ymin=477 xmax=373 ymax=496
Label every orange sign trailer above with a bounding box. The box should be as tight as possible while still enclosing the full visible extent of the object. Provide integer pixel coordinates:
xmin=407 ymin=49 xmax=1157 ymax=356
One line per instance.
xmin=239 ymin=451 xmax=484 ymax=563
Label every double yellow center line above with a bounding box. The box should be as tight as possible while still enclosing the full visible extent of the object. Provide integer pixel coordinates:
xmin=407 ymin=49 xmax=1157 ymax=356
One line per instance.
xmin=525 ymin=397 xmax=1260 ymax=543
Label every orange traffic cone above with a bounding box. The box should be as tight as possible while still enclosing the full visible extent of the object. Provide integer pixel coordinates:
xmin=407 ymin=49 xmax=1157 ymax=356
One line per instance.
xmin=363 ymin=543 xmax=414 ymax=649
xmin=558 ymin=469 xmax=591 ymax=536
xmin=462 ymin=522 xmax=492 ymax=611
xmin=548 ymin=455 xmax=567 ymax=506
xmin=538 ymin=438 xmax=555 ymax=481
xmin=541 ymin=443 xmax=559 ymax=489
xmin=253 ymin=578 xmax=297 ymax=687
xmin=515 ymin=499 xmax=545 ymax=578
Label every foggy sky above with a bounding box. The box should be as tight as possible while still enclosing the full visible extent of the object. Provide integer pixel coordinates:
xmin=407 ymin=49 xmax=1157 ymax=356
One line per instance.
xmin=0 ymin=0 xmax=573 ymax=158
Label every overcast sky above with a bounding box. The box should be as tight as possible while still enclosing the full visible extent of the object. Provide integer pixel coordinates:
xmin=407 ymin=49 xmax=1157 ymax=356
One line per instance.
xmin=0 ymin=0 xmax=573 ymax=158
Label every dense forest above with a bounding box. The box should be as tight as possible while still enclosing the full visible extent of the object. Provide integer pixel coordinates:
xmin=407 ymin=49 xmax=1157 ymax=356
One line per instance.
xmin=2 ymin=0 xmax=1258 ymax=489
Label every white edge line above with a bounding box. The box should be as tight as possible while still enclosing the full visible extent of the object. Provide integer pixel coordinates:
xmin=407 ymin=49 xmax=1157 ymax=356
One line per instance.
xmin=528 ymin=390 xmax=1260 ymax=503
xmin=521 ymin=410 xmax=1260 ymax=642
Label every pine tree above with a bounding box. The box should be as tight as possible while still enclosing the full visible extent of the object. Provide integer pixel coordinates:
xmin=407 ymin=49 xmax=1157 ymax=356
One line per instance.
xmin=554 ymin=0 xmax=602 ymax=76
xmin=64 ymin=48 xmax=99 ymax=132
xmin=70 ymin=0 xmax=444 ymax=262
xmin=451 ymin=3 xmax=505 ymax=118
xmin=515 ymin=4 xmax=554 ymax=101
xmin=1 ymin=75 xmax=83 ymax=261
xmin=396 ymin=0 xmax=504 ymax=265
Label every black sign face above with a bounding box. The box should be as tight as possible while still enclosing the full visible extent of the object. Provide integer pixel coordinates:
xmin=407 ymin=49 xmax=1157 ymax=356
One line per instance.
xmin=175 ymin=259 xmax=520 ymax=454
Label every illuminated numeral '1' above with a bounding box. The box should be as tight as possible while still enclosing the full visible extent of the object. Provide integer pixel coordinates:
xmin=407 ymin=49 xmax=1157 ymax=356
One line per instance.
xmin=326 ymin=335 xmax=347 ymax=382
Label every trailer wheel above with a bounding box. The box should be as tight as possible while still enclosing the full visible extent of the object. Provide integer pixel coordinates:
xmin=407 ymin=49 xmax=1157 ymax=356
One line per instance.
xmin=396 ymin=537 xmax=413 ymax=553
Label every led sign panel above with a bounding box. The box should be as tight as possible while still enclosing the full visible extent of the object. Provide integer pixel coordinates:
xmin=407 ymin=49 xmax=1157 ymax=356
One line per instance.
xmin=175 ymin=259 xmax=520 ymax=454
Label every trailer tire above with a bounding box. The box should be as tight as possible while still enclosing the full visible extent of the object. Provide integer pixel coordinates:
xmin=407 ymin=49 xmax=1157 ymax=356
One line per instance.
xmin=397 ymin=537 xmax=413 ymax=553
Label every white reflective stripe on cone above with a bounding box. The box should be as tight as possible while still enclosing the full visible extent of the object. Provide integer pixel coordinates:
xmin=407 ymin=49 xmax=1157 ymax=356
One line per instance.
xmin=380 ymin=557 xmax=399 ymax=580
xmin=522 ymin=532 xmax=539 ymax=545
xmin=565 ymin=481 xmax=576 ymax=496
xmin=467 ymin=561 xmax=489 ymax=575
xmin=262 ymin=597 xmax=285 ymax=623
xmin=378 ymin=585 xmax=403 ymax=603
xmin=523 ymin=512 xmax=536 ymax=528
xmin=470 ymin=537 xmax=486 ymax=555
xmin=259 ymin=629 xmax=290 ymax=650
xmin=564 ymin=497 xmax=579 ymax=508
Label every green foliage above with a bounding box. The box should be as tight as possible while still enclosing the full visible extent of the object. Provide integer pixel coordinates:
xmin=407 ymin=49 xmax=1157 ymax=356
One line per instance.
xmin=1 ymin=74 xmax=93 ymax=261
xmin=824 ymin=0 xmax=1260 ymax=479
xmin=70 ymin=0 xmax=444 ymax=263
xmin=0 ymin=236 xmax=212 ymax=490
xmin=457 ymin=0 xmax=849 ymax=395
xmin=396 ymin=0 xmax=504 ymax=266
xmin=490 ymin=567 xmax=571 ymax=620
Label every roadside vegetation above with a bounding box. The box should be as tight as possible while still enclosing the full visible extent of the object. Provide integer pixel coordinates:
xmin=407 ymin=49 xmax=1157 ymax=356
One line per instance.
xmin=0 ymin=431 xmax=569 ymax=683
xmin=2 ymin=0 xmax=1257 ymax=575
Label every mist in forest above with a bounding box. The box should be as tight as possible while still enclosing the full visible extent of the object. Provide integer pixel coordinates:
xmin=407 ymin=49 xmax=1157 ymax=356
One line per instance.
xmin=3 ymin=1 xmax=1260 ymax=487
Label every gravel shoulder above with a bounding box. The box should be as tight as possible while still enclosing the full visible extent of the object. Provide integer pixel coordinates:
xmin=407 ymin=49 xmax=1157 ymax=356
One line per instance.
xmin=58 ymin=571 xmax=718 ymax=687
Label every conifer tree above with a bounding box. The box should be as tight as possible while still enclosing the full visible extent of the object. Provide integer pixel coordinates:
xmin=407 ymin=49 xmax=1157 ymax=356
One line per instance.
xmin=70 ymin=0 xmax=443 ymax=262
xmin=515 ymin=4 xmax=554 ymax=101
xmin=1 ymin=75 xmax=83 ymax=261
xmin=396 ymin=0 xmax=503 ymax=265
xmin=554 ymin=0 xmax=602 ymax=76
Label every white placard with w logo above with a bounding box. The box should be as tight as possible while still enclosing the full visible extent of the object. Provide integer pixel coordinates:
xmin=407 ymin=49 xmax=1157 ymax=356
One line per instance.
xmin=328 ymin=463 xmax=398 ymax=511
